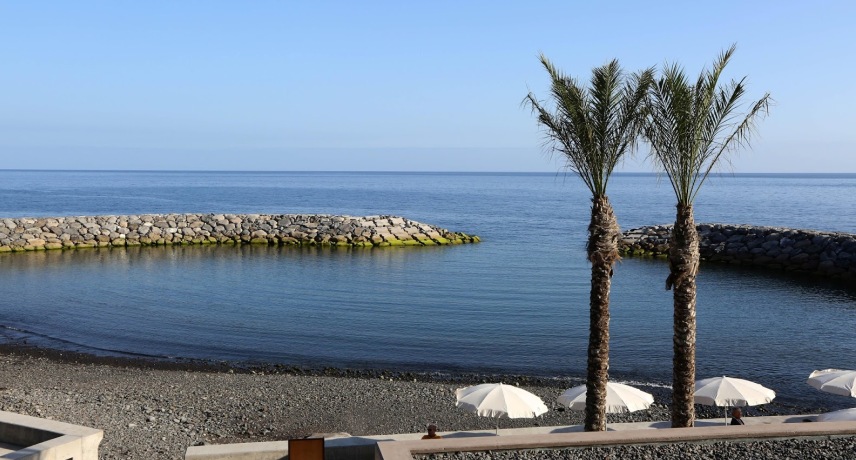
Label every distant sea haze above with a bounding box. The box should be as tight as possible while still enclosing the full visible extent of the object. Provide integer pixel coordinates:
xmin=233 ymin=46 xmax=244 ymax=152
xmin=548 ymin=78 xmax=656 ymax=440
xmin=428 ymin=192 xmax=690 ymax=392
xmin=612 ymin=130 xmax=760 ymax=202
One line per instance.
xmin=0 ymin=171 xmax=854 ymax=410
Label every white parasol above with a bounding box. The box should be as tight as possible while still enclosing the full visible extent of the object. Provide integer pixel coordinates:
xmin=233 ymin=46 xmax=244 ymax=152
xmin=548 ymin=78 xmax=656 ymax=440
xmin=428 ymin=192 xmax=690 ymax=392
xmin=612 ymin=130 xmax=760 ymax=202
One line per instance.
xmin=556 ymin=382 xmax=654 ymax=414
xmin=694 ymin=376 xmax=776 ymax=425
xmin=455 ymin=383 xmax=548 ymax=433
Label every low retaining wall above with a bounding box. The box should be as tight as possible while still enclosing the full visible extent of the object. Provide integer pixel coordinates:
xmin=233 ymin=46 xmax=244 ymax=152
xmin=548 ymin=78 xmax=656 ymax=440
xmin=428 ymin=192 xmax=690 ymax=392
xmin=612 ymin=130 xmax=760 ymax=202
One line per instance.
xmin=0 ymin=410 xmax=103 ymax=460
xmin=0 ymin=214 xmax=479 ymax=252
xmin=183 ymin=416 xmax=854 ymax=460
xmin=619 ymin=223 xmax=856 ymax=281
xmin=376 ymin=420 xmax=856 ymax=460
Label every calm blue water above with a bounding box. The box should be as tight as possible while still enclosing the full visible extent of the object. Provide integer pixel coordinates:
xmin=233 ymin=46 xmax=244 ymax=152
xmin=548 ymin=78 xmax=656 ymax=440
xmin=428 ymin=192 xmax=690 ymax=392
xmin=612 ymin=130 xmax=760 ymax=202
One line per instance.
xmin=1 ymin=170 xmax=855 ymax=410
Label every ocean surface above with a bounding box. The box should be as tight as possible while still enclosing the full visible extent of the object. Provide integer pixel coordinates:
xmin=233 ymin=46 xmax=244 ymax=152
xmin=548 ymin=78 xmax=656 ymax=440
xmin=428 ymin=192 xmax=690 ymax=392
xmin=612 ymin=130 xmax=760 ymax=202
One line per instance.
xmin=1 ymin=170 xmax=855 ymax=410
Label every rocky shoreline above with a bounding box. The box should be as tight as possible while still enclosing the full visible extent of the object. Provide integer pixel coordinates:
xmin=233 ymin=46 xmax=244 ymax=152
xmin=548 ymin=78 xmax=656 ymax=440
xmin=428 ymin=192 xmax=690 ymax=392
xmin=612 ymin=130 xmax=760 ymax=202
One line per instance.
xmin=0 ymin=214 xmax=479 ymax=252
xmin=620 ymin=223 xmax=856 ymax=282
xmin=0 ymin=346 xmax=836 ymax=460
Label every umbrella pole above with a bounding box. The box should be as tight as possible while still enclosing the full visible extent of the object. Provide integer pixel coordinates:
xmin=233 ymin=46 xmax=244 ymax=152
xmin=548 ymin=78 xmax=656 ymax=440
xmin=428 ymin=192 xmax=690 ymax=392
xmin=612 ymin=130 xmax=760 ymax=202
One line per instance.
xmin=724 ymin=406 xmax=728 ymax=426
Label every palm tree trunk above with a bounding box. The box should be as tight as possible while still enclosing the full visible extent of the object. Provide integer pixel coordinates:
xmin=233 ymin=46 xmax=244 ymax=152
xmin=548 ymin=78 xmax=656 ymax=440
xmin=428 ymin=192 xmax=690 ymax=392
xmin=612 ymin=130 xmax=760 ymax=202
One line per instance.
xmin=584 ymin=196 xmax=620 ymax=431
xmin=668 ymin=204 xmax=699 ymax=428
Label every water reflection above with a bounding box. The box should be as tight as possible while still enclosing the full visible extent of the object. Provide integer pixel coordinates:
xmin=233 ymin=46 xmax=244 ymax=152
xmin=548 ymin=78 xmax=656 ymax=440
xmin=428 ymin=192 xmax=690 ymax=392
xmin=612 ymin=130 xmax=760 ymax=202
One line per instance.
xmin=612 ymin=257 xmax=856 ymax=409
xmin=1 ymin=243 xmax=854 ymax=410
xmin=0 ymin=243 xmax=445 ymax=270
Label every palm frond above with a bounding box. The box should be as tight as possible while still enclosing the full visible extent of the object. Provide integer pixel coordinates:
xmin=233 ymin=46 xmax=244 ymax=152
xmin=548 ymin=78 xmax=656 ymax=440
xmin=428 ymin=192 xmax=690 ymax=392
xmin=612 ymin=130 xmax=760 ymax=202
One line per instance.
xmin=524 ymin=55 xmax=653 ymax=197
xmin=644 ymin=45 xmax=770 ymax=205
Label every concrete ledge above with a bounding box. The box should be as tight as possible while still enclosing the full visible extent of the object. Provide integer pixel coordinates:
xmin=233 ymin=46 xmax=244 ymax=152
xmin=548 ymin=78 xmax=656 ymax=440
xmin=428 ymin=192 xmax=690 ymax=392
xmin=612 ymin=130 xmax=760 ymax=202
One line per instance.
xmin=0 ymin=410 xmax=103 ymax=460
xmin=185 ymin=440 xmax=289 ymax=460
xmin=185 ymin=434 xmax=370 ymax=460
xmin=376 ymin=420 xmax=856 ymax=460
xmin=184 ymin=416 xmax=848 ymax=460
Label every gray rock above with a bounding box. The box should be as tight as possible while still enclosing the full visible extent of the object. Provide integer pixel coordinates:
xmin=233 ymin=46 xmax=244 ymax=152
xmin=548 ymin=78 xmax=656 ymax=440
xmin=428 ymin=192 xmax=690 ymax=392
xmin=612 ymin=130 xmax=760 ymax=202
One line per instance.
xmin=619 ymin=223 xmax=855 ymax=283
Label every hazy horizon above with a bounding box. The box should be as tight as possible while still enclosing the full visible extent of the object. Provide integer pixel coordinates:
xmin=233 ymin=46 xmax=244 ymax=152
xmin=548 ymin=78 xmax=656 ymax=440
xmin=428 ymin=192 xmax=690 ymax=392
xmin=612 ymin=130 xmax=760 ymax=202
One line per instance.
xmin=4 ymin=169 xmax=856 ymax=176
xmin=2 ymin=1 xmax=854 ymax=173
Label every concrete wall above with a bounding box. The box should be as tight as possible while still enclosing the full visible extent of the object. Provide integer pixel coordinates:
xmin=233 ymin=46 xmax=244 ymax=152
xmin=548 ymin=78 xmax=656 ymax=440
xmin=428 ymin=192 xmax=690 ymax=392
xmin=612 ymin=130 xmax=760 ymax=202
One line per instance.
xmin=375 ymin=419 xmax=856 ymax=460
xmin=183 ymin=416 xmax=848 ymax=460
xmin=184 ymin=437 xmax=376 ymax=460
xmin=0 ymin=410 xmax=103 ymax=460
xmin=0 ymin=214 xmax=479 ymax=252
xmin=620 ymin=223 xmax=856 ymax=281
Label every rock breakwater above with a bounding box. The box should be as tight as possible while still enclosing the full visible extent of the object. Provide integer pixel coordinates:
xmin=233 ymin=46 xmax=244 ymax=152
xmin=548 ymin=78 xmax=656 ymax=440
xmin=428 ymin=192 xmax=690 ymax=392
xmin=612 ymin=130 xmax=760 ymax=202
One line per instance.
xmin=0 ymin=214 xmax=479 ymax=252
xmin=620 ymin=223 xmax=856 ymax=281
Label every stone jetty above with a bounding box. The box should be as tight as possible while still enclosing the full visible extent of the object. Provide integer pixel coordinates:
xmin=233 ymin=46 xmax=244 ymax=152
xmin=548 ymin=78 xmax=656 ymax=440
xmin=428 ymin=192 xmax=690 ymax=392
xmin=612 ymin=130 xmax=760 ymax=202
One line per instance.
xmin=619 ymin=223 xmax=856 ymax=281
xmin=0 ymin=214 xmax=479 ymax=252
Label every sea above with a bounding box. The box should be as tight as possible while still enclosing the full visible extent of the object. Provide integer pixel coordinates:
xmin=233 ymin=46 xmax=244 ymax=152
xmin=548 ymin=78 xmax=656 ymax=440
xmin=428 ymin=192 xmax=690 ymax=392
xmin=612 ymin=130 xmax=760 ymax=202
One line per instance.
xmin=1 ymin=170 xmax=855 ymax=410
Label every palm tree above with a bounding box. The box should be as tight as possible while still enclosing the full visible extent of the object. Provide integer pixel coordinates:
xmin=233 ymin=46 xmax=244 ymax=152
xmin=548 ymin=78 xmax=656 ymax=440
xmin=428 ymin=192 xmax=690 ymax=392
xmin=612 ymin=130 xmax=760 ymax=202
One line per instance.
xmin=643 ymin=45 xmax=770 ymax=428
xmin=524 ymin=55 xmax=653 ymax=431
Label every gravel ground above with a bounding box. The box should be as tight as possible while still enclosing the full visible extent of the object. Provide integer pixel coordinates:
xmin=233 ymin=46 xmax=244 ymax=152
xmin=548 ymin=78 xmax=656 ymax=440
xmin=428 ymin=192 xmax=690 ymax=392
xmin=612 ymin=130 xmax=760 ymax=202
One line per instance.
xmin=0 ymin=348 xmax=843 ymax=459
xmin=424 ymin=437 xmax=856 ymax=460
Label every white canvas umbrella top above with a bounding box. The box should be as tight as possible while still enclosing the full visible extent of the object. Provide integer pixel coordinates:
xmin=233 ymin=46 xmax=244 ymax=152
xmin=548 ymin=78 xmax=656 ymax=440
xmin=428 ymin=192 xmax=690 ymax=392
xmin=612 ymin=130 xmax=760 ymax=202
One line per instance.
xmin=808 ymin=369 xmax=856 ymax=398
xmin=694 ymin=376 xmax=776 ymax=407
xmin=817 ymin=407 xmax=856 ymax=422
xmin=455 ymin=383 xmax=548 ymax=419
xmin=556 ymin=382 xmax=655 ymax=414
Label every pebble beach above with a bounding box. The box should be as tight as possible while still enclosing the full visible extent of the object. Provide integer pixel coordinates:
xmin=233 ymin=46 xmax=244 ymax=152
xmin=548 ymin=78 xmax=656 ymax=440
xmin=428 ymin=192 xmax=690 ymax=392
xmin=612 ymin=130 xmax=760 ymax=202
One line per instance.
xmin=2 ymin=346 xmax=854 ymax=459
xmin=424 ymin=437 xmax=856 ymax=460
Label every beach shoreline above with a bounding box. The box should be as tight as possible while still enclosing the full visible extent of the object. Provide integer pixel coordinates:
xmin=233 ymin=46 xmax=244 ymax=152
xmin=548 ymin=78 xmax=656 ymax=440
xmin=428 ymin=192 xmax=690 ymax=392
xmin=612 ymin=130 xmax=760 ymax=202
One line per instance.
xmin=0 ymin=342 xmax=589 ymax=387
xmin=0 ymin=344 xmax=833 ymax=459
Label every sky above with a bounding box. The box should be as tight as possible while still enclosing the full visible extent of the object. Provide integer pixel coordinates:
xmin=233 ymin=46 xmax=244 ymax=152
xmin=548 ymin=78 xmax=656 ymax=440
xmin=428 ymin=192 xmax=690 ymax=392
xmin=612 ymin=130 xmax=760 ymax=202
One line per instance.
xmin=1 ymin=1 xmax=854 ymax=172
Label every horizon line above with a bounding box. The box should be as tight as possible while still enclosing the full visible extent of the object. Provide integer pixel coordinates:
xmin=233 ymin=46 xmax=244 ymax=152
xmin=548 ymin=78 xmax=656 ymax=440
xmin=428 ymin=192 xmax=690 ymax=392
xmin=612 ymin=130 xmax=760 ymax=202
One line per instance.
xmin=1 ymin=169 xmax=856 ymax=176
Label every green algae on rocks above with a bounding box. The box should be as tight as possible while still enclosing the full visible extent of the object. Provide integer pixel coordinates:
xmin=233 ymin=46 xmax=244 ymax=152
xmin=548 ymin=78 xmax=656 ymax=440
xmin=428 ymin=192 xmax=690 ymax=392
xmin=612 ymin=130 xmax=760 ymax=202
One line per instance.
xmin=0 ymin=214 xmax=480 ymax=252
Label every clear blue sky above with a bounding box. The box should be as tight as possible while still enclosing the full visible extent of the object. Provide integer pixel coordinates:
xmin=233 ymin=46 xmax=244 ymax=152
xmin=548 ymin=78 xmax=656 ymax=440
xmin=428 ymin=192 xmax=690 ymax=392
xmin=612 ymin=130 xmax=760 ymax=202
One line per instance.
xmin=1 ymin=1 xmax=854 ymax=172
